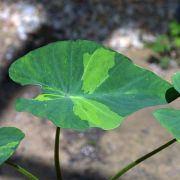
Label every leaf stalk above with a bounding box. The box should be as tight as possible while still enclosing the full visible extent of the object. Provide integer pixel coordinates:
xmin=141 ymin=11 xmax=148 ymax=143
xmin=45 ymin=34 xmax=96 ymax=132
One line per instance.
xmin=110 ymin=138 xmax=176 ymax=180
xmin=54 ymin=127 xmax=63 ymax=180
xmin=5 ymin=160 xmax=38 ymax=180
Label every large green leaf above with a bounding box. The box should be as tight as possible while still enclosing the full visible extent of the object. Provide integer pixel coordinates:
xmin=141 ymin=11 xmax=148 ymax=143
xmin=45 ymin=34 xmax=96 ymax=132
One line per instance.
xmin=0 ymin=127 xmax=24 ymax=165
xmin=153 ymin=108 xmax=180 ymax=142
xmin=153 ymin=72 xmax=180 ymax=142
xmin=9 ymin=40 xmax=179 ymax=130
xmin=172 ymin=72 xmax=180 ymax=93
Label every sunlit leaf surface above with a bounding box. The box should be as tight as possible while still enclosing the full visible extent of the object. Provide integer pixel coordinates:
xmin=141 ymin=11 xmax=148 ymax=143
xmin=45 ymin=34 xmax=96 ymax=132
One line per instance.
xmin=0 ymin=127 xmax=24 ymax=165
xmin=153 ymin=72 xmax=180 ymax=142
xmin=172 ymin=72 xmax=180 ymax=93
xmin=9 ymin=40 xmax=178 ymax=130
xmin=153 ymin=109 xmax=180 ymax=142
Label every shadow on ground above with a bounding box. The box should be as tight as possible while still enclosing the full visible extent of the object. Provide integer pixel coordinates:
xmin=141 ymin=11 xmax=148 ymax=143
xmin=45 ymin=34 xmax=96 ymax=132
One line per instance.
xmin=1 ymin=156 xmax=105 ymax=180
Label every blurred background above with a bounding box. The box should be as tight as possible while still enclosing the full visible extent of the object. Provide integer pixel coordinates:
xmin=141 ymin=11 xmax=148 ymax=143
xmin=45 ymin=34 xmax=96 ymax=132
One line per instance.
xmin=0 ymin=0 xmax=180 ymax=179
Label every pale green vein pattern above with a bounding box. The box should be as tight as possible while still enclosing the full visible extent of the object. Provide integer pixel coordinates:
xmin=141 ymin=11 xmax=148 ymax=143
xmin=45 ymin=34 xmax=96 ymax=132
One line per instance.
xmin=0 ymin=127 xmax=24 ymax=165
xmin=153 ymin=108 xmax=180 ymax=142
xmin=82 ymin=48 xmax=115 ymax=94
xmin=9 ymin=40 xmax=179 ymax=131
xmin=71 ymin=96 xmax=122 ymax=130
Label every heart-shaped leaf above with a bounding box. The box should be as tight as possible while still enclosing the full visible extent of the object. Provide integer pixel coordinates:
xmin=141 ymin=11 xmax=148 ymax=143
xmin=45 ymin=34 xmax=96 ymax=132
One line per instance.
xmin=153 ymin=108 xmax=180 ymax=142
xmin=153 ymin=72 xmax=180 ymax=142
xmin=0 ymin=127 xmax=24 ymax=165
xmin=9 ymin=40 xmax=179 ymax=130
xmin=172 ymin=72 xmax=180 ymax=93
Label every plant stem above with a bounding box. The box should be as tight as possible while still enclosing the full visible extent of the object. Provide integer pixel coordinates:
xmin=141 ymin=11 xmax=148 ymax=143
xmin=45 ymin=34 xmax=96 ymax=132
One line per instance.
xmin=54 ymin=127 xmax=63 ymax=180
xmin=5 ymin=160 xmax=38 ymax=180
xmin=110 ymin=138 xmax=176 ymax=180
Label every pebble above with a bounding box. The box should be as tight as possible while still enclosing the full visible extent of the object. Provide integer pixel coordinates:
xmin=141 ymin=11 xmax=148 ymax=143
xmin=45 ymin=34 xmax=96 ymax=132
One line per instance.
xmin=106 ymin=27 xmax=144 ymax=51
xmin=80 ymin=145 xmax=96 ymax=158
xmin=0 ymin=2 xmax=46 ymax=40
xmin=0 ymin=1 xmax=46 ymax=81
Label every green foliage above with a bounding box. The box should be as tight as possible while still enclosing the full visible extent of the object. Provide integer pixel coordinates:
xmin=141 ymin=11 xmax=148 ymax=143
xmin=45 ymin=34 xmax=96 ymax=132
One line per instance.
xmin=9 ymin=40 xmax=176 ymax=131
xmin=159 ymin=57 xmax=170 ymax=69
xmin=174 ymin=37 xmax=180 ymax=47
xmin=172 ymin=72 xmax=180 ymax=93
xmin=169 ymin=21 xmax=180 ymax=37
xmin=146 ymin=20 xmax=180 ymax=69
xmin=170 ymin=21 xmax=180 ymax=48
xmin=153 ymin=72 xmax=180 ymax=142
xmin=0 ymin=127 xmax=24 ymax=165
xmin=153 ymin=108 xmax=180 ymax=142
xmin=152 ymin=35 xmax=171 ymax=53
xmin=0 ymin=40 xmax=178 ymax=179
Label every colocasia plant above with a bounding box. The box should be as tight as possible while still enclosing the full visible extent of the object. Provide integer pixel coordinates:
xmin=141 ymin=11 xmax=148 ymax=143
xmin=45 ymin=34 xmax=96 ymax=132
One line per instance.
xmin=0 ymin=40 xmax=179 ymax=180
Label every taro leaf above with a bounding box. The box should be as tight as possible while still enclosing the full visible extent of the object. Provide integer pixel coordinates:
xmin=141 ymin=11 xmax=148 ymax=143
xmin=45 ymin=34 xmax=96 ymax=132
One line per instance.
xmin=0 ymin=127 xmax=24 ymax=165
xmin=153 ymin=108 xmax=180 ymax=142
xmin=9 ymin=40 xmax=179 ymax=130
xmin=153 ymin=72 xmax=180 ymax=142
xmin=172 ymin=72 xmax=180 ymax=93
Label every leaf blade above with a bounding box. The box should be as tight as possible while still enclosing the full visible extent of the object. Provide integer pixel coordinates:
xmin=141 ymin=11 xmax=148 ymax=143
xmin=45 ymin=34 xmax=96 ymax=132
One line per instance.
xmin=0 ymin=127 xmax=24 ymax=165
xmin=153 ymin=108 xmax=180 ymax=142
xmin=9 ymin=40 xmax=179 ymax=130
xmin=172 ymin=72 xmax=180 ymax=93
